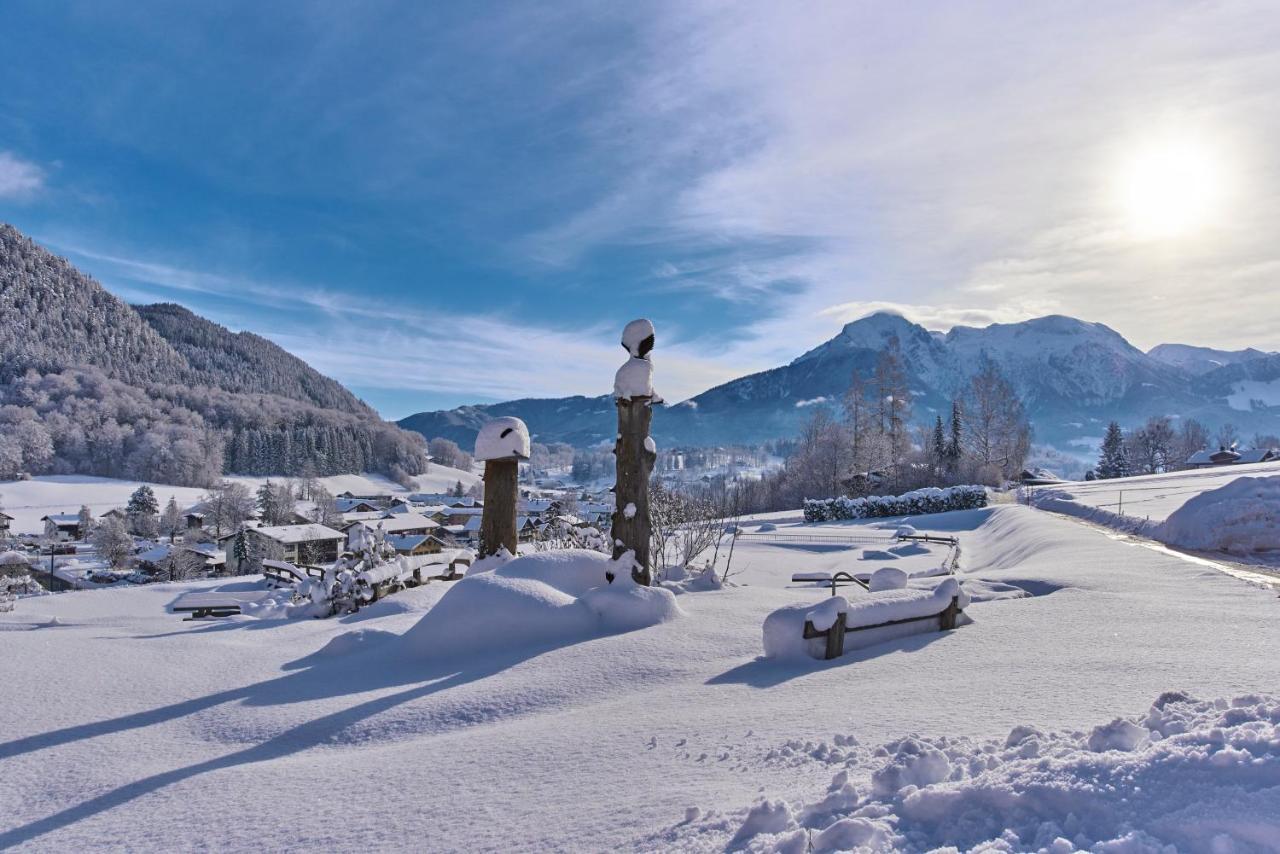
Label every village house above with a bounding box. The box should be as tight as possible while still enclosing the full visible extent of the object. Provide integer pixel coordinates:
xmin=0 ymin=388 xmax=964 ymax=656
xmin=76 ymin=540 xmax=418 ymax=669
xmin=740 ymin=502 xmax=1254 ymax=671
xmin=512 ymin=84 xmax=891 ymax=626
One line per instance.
xmin=334 ymin=498 xmax=381 ymax=514
xmin=222 ymin=524 xmax=346 ymax=574
xmin=41 ymin=514 xmax=84 ymax=542
xmin=0 ymin=511 xmax=13 ymax=538
xmin=99 ymin=508 xmax=127 ymax=523
xmin=1186 ymin=447 xmax=1278 ymax=468
xmin=386 ymin=534 xmax=447 ymax=557
xmin=342 ymin=513 xmax=440 ymax=551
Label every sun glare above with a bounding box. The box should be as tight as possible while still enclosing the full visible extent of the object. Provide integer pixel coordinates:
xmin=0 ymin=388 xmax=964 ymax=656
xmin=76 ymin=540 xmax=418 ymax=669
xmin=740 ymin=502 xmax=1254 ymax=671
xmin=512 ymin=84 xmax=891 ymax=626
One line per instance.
xmin=1115 ymin=137 xmax=1227 ymax=240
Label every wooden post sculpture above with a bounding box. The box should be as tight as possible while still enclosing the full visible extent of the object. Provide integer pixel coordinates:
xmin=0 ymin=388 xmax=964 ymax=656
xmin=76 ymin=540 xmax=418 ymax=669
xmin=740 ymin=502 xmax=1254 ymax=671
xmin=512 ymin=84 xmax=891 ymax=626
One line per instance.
xmin=611 ymin=319 xmax=660 ymax=585
xmin=474 ymin=416 xmax=530 ymax=560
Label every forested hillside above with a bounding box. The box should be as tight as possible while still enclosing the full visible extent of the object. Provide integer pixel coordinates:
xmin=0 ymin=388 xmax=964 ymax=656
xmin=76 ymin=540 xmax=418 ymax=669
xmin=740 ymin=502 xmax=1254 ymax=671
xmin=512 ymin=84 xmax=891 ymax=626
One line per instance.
xmin=0 ymin=224 xmax=427 ymax=485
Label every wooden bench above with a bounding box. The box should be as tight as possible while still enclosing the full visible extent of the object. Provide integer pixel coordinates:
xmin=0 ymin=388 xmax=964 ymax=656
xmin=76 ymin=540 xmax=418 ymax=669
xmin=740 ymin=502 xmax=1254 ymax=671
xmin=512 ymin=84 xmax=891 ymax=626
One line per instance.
xmin=173 ymin=604 xmax=242 ymax=620
xmin=791 ymin=570 xmax=870 ymax=596
xmin=802 ymin=595 xmax=963 ymax=660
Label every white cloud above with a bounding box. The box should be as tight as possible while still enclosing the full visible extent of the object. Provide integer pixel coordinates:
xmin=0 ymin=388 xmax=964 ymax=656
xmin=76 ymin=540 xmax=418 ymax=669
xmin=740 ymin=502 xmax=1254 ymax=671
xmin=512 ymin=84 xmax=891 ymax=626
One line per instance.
xmin=0 ymin=152 xmax=45 ymax=198
xmin=543 ymin=2 xmax=1280 ymax=354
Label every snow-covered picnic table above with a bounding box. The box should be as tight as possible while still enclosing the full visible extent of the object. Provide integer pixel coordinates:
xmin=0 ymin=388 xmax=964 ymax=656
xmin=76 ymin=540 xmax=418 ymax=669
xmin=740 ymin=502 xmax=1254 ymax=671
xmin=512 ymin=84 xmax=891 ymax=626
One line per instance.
xmin=170 ymin=590 xmax=277 ymax=619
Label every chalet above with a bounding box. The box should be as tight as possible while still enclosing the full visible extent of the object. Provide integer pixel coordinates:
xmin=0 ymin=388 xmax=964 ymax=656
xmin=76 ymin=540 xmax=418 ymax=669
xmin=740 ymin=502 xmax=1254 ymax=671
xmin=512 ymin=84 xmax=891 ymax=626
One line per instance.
xmin=184 ymin=511 xmax=206 ymax=531
xmin=343 ymin=513 xmax=440 ymax=550
xmin=386 ymin=534 xmax=447 ymax=557
xmin=518 ymin=516 xmax=538 ymax=543
xmin=0 ymin=511 xmax=12 ymax=537
xmin=336 ymin=491 xmax=393 ymax=504
xmin=335 ymin=498 xmax=381 ymax=514
xmin=223 ymin=524 xmax=346 ymax=574
xmin=438 ymin=507 xmax=485 ymax=526
xmin=41 ymin=514 xmax=83 ymax=542
xmin=1019 ymin=468 xmax=1064 ymax=486
xmin=99 ymin=508 xmax=127 ymax=522
xmin=1186 ymin=447 xmax=1278 ymax=468
xmin=134 ymin=543 xmax=173 ymax=573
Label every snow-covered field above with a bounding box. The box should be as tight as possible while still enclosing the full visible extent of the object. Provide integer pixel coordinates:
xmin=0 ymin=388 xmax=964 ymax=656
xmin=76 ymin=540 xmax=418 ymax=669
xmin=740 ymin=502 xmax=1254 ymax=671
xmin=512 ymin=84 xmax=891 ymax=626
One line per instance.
xmin=1027 ymin=461 xmax=1280 ymax=525
xmin=3 ymin=504 xmax=1278 ymax=851
xmin=1029 ymin=463 xmax=1280 ymax=571
xmin=0 ymin=466 xmax=480 ymax=536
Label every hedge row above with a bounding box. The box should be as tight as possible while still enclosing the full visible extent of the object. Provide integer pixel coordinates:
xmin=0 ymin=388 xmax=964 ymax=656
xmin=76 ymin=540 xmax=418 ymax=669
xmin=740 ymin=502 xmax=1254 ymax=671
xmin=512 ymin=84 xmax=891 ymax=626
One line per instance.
xmin=803 ymin=485 xmax=988 ymax=523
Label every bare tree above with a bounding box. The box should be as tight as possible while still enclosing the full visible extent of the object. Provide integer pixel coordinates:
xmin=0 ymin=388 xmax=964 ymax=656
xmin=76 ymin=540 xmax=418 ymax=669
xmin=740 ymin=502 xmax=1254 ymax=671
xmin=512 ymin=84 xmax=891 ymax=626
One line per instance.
xmin=91 ymin=514 xmax=134 ymax=569
xmin=205 ymin=481 xmax=256 ymax=538
xmin=963 ymin=356 xmax=1031 ymax=483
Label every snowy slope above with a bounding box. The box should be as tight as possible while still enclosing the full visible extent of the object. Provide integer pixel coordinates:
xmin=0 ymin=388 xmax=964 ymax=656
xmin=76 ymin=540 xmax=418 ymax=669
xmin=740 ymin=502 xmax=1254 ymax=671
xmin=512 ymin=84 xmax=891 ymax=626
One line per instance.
xmin=2 ymin=504 xmax=1278 ymax=851
xmin=0 ymin=465 xmax=480 ymax=535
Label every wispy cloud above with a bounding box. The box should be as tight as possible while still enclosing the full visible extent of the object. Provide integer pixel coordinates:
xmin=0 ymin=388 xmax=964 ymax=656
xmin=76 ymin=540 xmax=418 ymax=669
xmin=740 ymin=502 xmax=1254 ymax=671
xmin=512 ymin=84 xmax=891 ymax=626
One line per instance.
xmin=0 ymin=151 xmax=44 ymax=198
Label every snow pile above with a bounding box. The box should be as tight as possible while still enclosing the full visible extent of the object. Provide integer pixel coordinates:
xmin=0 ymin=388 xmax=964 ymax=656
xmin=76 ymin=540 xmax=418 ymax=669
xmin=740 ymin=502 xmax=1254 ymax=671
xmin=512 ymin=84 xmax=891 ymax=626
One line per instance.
xmin=723 ymin=692 xmax=1280 ymax=853
xmin=804 ymin=485 xmax=987 ymax=522
xmin=621 ymin=318 xmax=655 ymax=357
xmin=1157 ymin=475 xmax=1280 ymax=556
xmin=614 ymin=356 xmax=656 ymax=400
xmin=404 ymin=549 xmax=681 ymax=656
xmin=868 ymin=567 xmax=909 ymax=591
xmin=474 ymin=416 xmax=531 ymax=461
xmin=762 ymin=578 xmax=970 ymax=660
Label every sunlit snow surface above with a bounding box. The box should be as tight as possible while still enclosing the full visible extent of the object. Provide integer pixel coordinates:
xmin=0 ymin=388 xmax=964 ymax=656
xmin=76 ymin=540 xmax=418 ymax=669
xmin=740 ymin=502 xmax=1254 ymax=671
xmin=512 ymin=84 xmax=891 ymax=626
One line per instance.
xmin=2 ymin=505 xmax=1279 ymax=851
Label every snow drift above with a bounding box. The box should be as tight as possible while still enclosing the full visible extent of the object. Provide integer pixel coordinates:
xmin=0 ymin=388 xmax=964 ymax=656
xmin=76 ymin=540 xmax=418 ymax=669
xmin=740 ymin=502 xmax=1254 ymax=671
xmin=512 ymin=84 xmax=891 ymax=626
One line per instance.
xmin=720 ymin=692 xmax=1280 ymax=853
xmin=1158 ymin=475 xmax=1280 ymax=556
xmin=404 ymin=549 xmax=681 ymax=656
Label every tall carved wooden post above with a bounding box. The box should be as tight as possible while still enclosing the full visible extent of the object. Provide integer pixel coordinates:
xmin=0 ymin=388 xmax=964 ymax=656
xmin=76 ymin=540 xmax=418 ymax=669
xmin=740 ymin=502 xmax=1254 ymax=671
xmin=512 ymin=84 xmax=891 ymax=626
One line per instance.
xmin=611 ymin=319 xmax=660 ymax=585
xmin=474 ymin=416 xmax=530 ymax=559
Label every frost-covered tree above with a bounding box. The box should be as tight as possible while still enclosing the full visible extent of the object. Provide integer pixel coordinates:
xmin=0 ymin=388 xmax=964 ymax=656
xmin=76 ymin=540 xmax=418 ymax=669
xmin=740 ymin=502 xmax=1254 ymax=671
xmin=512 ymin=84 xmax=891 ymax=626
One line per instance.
xmin=310 ymin=485 xmax=341 ymax=528
xmin=205 ymin=481 xmax=255 ymax=537
xmin=92 ymin=514 xmax=134 ymax=569
xmin=428 ymin=437 xmax=472 ymax=471
xmin=963 ymin=357 xmax=1031 ymax=483
xmin=1097 ymin=422 xmax=1129 ymax=479
xmin=160 ymin=496 xmax=183 ymax=543
xmin=77 ymin=505 xmax=94 ymax=540
xmin=257 ymin=480 xmax=297 ymax=526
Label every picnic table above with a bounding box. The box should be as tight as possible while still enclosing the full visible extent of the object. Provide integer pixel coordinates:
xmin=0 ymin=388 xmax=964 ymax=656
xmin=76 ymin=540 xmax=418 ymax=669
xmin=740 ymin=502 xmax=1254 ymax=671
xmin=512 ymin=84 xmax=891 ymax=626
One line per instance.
xmin=171 ymin=590 xmax=275 ymax=620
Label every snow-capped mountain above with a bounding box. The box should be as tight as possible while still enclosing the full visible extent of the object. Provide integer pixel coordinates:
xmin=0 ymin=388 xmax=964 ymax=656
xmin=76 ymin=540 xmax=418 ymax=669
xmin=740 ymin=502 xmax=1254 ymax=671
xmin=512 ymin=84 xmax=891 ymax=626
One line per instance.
xmin=1148 ymin=342 xmax=1275 ymax=376
xmin=400 ymin=311 xmax=1280 ymax=457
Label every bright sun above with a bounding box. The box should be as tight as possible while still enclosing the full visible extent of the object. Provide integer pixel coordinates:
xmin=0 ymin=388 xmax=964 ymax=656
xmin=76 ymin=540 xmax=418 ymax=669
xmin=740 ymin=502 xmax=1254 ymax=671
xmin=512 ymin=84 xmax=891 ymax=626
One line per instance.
xmin=1117 ymin=138 xmax=1226 ymax=239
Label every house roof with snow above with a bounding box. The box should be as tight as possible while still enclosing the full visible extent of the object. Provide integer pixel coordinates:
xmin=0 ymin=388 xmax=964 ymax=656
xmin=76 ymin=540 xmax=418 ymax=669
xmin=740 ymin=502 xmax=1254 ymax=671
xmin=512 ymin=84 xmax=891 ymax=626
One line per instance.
xmin=41 ymin=514 xmax=81 ymax=526
xmin=136 ymin=544 xmax=172 ymax=564
xmin=347 ymin=513 xmax=440 ymax=535
xmin=386 ymin=534 xmax=447 ymax=552
xmin=250 ymin=524 xmax=346 ymax=544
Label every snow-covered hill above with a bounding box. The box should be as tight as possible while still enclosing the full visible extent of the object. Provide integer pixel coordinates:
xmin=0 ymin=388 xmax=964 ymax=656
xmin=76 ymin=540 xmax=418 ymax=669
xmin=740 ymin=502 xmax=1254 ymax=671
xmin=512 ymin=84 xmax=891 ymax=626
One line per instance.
xmin=1148 ymin=342 xmax=1274 ymax=375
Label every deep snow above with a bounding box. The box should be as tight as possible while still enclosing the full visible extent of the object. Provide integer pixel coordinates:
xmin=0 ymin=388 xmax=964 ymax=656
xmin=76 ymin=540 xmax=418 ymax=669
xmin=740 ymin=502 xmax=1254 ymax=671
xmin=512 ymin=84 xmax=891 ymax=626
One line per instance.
xmin=2 ymin=505 xmax=1279 ymax=851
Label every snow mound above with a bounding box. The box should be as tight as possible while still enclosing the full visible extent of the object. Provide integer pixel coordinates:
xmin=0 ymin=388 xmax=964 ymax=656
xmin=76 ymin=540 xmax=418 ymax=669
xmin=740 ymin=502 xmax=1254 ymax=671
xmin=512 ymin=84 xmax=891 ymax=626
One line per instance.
xmin=1157 ymin=475 xmax=1280 ymax=555
xmin=474 ymin=416 xmax=531 ymax=461
xmin=614 ymin=356 xmax=656 ymax=400
xmin=868 ymin=567 xmax=909 ymax=591
xmin=725 ymin=692 xmax=1280 ymax=853
xmin=404 ymin=550 xmax=681 ymax=657
xmin=490 ymin=549 xmax=613 ymax=597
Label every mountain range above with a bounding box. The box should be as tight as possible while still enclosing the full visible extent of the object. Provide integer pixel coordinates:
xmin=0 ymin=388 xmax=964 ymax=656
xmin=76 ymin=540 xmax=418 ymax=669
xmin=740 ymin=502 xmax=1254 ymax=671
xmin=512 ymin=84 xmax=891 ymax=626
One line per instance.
xmin=0 ymin=223 xmax=426 ymax=485
xmin=399 ymin=312 xmax=1280 ymax=461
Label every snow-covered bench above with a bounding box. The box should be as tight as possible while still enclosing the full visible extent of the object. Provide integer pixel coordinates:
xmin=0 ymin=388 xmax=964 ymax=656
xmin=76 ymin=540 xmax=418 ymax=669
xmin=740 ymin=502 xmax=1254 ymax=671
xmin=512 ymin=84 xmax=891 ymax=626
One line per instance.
xmin=764 ymin=578 xmax=970 ymax=661
xmin=171 ymin=590 xmax=275 ymax=620
xmin=261 ymin=560 xmax=322 ymax=589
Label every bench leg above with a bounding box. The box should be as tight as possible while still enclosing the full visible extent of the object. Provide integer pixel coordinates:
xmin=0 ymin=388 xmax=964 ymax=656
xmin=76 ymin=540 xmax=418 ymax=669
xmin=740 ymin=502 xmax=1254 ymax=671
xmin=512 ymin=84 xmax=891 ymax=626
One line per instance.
xmin=825 ymin=614 xmax=847 ymax=660
xmin=940 ymin=596 xmax=960 ymax=631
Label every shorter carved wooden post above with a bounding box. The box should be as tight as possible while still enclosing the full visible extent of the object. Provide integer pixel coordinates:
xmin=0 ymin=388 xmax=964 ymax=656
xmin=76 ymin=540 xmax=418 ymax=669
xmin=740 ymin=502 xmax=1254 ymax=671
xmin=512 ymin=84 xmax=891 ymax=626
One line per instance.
xmin=611 ymin=319 xmax=659 ymax=585
xmin=474 ymin=417 xmax=530 ymax=560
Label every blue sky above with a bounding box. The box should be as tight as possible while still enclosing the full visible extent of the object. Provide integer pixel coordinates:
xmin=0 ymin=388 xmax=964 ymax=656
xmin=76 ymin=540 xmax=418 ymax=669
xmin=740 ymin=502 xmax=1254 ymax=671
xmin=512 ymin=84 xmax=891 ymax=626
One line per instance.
xmin=3 ymin=2 xmax=1280 ymax=419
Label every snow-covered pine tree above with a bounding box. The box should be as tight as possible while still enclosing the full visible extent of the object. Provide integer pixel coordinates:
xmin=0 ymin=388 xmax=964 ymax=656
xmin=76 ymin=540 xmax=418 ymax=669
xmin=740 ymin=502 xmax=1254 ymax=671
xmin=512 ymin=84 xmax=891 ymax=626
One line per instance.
xmin=1097 ymin=421 xmax=1128 ymax=479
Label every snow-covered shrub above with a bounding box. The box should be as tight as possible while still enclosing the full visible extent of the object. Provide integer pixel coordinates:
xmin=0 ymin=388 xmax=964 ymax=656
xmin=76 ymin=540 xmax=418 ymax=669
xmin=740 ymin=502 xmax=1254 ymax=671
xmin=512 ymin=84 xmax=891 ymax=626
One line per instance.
xmin=803 ymin=485 xmax=988 ymax=523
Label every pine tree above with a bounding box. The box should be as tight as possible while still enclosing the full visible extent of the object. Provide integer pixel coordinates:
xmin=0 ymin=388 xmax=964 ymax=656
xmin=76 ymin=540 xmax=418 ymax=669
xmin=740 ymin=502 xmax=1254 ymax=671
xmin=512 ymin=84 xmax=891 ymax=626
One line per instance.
xmin=126 ymin=485 xmax=158 ymax=517
xmin=1097 ymin=421 xmax=1129 ymax=479
xmin=947 ymin=399 xmax=963 ymax=468
xmin=453 ymin=480 xmax=465 ymax=498
xmin=232 ymin=527 xmax=250 ymax=572
xmin=932 ymin=415 xmax=947 ymax=476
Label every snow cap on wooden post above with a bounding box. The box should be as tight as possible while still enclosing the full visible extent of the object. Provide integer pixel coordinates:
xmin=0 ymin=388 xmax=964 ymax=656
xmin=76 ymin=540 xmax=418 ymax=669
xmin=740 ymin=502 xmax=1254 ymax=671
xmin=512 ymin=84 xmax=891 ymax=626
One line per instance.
xmin=474 ymin=416 xmax=529 ymax=559
xmin=611 ymin=319 xmax=658 ymax=585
